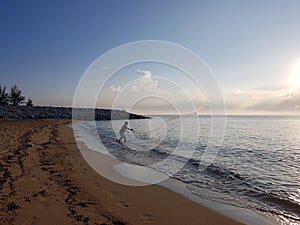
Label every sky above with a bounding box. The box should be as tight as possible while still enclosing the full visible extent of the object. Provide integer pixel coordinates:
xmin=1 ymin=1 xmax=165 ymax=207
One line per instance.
xmin=1 ymin=0 xmax=300 ymax=115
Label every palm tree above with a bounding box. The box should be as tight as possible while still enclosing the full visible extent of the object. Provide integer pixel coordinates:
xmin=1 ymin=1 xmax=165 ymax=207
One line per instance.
xmin=9 ymin=84 xmax=25 ymax=106
xmin=26 ymin=98 xmax=33 ymax=107
xmin=0 ymin=84 xmax=9 ymax=105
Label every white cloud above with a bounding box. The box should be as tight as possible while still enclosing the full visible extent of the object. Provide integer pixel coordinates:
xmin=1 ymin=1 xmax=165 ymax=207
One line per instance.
xmin=228 ymin=86 xmax=300 ymax=113
xmin=110 ymin=85 xmax=121 ymax=93
xmin=133 ymin=69 xmax=159 ymax=92
xmin=100 ymin=69 xmax=210 ymax=114
xmin=230 ymin=88 xmax=288 ymax=99
xmin=136 ymin=69 xmax=151 ymax=78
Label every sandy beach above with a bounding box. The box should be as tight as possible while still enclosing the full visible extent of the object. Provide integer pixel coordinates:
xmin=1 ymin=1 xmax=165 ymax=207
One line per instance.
xmin=0 ymin=119 xmax=245 ymax=225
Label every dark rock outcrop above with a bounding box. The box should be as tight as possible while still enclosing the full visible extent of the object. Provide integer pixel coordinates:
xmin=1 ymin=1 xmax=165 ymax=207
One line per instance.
xmin=0 ymin=106 xmax=149 ymax=120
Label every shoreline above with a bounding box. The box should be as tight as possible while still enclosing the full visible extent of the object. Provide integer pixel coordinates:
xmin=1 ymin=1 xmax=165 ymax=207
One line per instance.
xmin=75 ymin=125 xmax=276 ymax=225
xmin=0 ymin=118 xmax=246 ymax=225
xmin=73 ymin=120 xmax=248 ymax=224
xmin=160 ymin=178 xmax=276 ymax=225
xmin=81 ymin=146 xmax=276 ymax=225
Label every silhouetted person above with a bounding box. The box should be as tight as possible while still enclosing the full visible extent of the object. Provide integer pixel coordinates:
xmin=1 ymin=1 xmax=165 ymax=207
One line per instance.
xmin=118 ymin=121 xmax=133 ymax=143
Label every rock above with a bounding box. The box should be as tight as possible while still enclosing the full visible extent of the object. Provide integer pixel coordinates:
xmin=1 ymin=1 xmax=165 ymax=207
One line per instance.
xmin=7 ymin=202 xmax=19 ymax=211
xmin=0 ymin=106 xmax=150 ymax=120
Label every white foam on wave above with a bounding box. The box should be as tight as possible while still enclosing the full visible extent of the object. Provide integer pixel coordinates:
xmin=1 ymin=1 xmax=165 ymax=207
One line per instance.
xmin=113 ymin=163 xmax=169 ymax=184
xmin=72 ymin=121 xmax=110 ymax=156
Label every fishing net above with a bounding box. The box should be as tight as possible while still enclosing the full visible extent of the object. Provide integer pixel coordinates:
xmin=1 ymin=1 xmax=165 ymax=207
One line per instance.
xmin=130 ymin=112 xmax=197 ymax=141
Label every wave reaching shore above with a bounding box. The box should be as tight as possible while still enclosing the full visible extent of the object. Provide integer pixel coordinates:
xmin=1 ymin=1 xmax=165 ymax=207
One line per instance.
xmin=92 ymin=116 xmax=300 ymax=225
xmin=0 ymin=118 xmax=245 ymax=225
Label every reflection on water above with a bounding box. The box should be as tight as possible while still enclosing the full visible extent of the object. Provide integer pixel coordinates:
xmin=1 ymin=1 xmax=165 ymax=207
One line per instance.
xmin=96 ymin=116 xmax=300 ymax=225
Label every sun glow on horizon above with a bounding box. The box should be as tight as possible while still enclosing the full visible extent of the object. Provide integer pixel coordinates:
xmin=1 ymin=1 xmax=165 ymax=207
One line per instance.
xmin=287 ymin=60 xmax=300 ymax=89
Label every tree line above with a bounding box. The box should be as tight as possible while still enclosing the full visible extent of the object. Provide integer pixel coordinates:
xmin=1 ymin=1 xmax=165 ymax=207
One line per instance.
xmin=0 ymin=84 xmax=33 ymax=106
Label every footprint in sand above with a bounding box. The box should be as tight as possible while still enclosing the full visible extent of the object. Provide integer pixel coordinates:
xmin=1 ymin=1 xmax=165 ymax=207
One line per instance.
xmin=139 ymin=213 xmax=155 ymax=223
xmin=107 ymin=191 xmax=117 ymax=197
xmin=117 ymin=201 xmax=129 ymax=208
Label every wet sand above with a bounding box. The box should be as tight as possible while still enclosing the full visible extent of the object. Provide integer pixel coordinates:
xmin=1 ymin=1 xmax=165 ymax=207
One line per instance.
xmin=0 ymin=119 xmax=245 ymax=225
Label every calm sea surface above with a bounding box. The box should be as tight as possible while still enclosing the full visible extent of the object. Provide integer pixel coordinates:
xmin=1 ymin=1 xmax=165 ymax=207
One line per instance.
xmin=94 ymin=115 xmax=300 ymax=225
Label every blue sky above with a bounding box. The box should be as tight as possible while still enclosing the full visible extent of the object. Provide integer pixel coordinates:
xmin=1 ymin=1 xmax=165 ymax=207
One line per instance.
xmin=1 ymin=0 xmax=300 ymax=114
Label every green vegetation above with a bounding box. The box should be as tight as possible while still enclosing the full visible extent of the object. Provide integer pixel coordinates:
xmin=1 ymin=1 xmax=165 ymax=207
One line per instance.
xmin=0 ymin=85 xmax=9 ymax=105
xmin=9 ymin=84 xmax=25 ymax=106
xmin=26 ymin=98 xmax=33 ymax=107
xmin=0 ymin=84 xmax=32 ymax=106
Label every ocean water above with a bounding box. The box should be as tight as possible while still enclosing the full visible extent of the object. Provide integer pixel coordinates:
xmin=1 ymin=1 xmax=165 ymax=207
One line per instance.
xmin=93 ymin=115 xmax=300 ymax=225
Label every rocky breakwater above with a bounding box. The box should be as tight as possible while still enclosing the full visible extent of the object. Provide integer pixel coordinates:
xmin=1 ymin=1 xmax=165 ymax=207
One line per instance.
xmin=0 ymin=106 xmax=149 ymax=120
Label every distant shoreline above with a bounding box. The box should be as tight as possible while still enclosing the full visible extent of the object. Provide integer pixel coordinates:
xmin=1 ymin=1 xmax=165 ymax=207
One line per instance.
xmin=0 ymin=105 xmax=149 ymax=120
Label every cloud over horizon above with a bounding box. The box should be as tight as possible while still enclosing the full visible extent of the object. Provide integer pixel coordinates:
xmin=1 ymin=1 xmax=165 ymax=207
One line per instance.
xmin=110 ymin=85 xmax=121 ymax=93
xmin=228 ymin=85 xmax=300 ymax=113
xmin=98 ymin=69 xmax=208 ymax=114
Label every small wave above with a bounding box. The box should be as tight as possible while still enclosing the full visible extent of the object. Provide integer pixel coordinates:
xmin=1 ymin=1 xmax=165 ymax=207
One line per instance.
xmin=202 ymin=163 xmax=246 ymax=182
xmin=258 ymin=193 xmax=300 ymax=216
xmin=150 ymin=148 xmax=170 ymax=157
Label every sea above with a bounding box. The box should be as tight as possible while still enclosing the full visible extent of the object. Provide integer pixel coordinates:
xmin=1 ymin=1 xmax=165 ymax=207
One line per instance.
xmin=75 ymin=115 xmax=300 ymax=225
